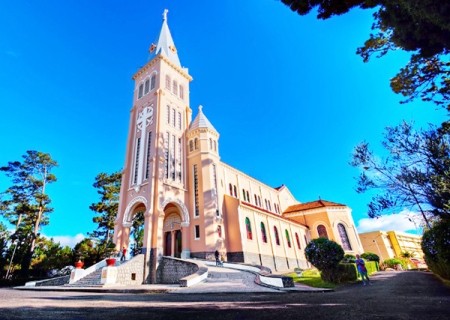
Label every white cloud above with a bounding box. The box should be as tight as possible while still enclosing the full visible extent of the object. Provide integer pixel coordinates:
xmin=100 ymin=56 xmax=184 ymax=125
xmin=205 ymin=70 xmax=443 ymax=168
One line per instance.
xmin=356 ymin=210 xmax=423 ymax=234
xmin=48 ymin=233 xmax=85 ymax=248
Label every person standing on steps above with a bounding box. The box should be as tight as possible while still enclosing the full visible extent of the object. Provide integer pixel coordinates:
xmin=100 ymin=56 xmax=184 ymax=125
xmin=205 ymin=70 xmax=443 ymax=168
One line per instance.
xmin=121 ymin=246 xmax=127 ymax=262
xmin=355 ymin=254 xmax=371 ymax=286
xmin=214 ymin=250 xmax=220 ymax=266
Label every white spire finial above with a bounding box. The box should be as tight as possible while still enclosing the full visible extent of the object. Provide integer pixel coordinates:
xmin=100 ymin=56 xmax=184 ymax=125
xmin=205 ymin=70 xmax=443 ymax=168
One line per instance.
xmin=163 ymin=9 xmax=168 ymax=21
xmin=198 ymin=105 xmax=203 ymax=111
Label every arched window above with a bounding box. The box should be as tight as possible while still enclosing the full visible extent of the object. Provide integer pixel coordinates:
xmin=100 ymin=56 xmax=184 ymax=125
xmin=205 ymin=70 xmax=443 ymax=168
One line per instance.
xmin=242 ymin=189 xmax=246 ymax=201
xmin=144 ymin=79 xmax=150 ymax=94
xmin=274 ymin=226 xmax=280 ymax=246
xmin=338 ymin=223 xmax=352 ymax=250
xmin=245 ymin=217 xmax=252 ymax=240
xmin=246 ymin=191 xmax=250 ymax=202
xmin=194 ymin=138 xmax=198 ymax=150
xmin=229 ymin=183 xmax=233 ymax=196
xmin=295 ymin=233 xmax=301 ymax=249
xmin=138 ymin=83 xmax=144 ymax=99
xmin=233 ymin=185 xmax=237 ymax=197
xmin=317 ymin=224 xmax=328 ymax=239
xmin=150 ymin=74 xmax=156 ymax=90
xmin=189 ymin=140 xmax=193 ymax=152
xmin=285 ymin=230 xmax=291 ymax=248
xmin=261 ymin=222 xmax=267 ymax=243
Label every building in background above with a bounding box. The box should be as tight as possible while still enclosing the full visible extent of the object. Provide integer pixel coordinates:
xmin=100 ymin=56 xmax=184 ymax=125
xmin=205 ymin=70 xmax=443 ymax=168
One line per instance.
xmin=359 ymin=230 xmax=424 ymax=261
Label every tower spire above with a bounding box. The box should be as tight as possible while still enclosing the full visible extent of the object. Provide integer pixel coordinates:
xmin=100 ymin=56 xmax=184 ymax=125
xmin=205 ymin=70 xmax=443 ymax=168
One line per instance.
xmin=149 ymin=9 xmax=181 ymax=67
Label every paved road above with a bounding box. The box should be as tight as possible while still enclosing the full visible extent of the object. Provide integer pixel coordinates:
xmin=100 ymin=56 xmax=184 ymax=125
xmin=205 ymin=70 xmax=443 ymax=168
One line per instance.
xmin=1 ymin=271 xmax=449 ymax=319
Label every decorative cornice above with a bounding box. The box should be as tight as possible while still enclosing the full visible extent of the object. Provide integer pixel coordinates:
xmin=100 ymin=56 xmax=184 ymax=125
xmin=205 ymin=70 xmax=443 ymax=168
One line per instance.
xmin=132 ymin=55 xmax=192 ymax=81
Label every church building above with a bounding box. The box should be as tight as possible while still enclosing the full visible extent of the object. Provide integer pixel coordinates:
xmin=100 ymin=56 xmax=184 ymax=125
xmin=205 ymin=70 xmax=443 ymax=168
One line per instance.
xmin=113 ymin=10 xmax=363 ymax=283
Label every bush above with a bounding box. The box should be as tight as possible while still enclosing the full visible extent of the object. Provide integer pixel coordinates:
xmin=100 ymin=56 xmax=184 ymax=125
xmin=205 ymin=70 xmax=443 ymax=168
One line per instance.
xmin=422 ymin=218 xmax=450 ymax=280
xmin=305 ymin=238 xmax=344 ymax=283
xmin=342 ymin=254 xmax=356 ymax=263
xmin=361 ymin=252 xmax=380 ymax=262
xmin=383 ymin=258 xmax=406 ymax=269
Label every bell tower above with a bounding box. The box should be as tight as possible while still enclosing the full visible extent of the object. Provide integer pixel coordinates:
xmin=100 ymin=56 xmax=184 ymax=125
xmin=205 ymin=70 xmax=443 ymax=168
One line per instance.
xmin=114 ymin=9 xmax=193 ymax=283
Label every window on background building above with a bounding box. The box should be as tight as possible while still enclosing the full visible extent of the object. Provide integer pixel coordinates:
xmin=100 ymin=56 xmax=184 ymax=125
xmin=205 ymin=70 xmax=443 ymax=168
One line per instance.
xmin=285 ymin=230 xmax=291 ymax=248
xmin=338 ymin=223 xmax=352 ymax=250
xmin=138 ymin=84 xmax=144 ymax=99
xmin=179 ymin=85 xmax=184 ymax=99
xmin=246 ymin=191 xmax=250 ymax=202
xmin=172 ymin=108 xmax=176 ymax=127
xmin=189 ymin=140 xmax=194 ymax=152
xmin=229 ymin=183 xmax=233 ymax=196
xmin=177 ymin=112 xmax=182 ymax=130
xmin=173 ymin=80 xmax=178 ymax=95
xmin=261 ymin=222 xmax=267 ymax=243
xmin=167 ymin=105 xmax=170 ymax=124
xmin=144 ymin=79 xmax=150 ymax=94
xmin=233 ymin=185 xmax=237 ymax=197
xmin=274 ymin=226 xmax=280 ymax=246
xmin=304 ymin=235 xmax=309 ymax=246
xmin=193 ymin=164 xmax=199 ymax=217
xmin=254 ymin=194 xmax=258 ymax=205
xmin=242 ymin=189 xmax=246 ymax=201
xmin=194 ymin=138 xmax=198 ymax=150
xmin=295 ymin=233 xmax=301 ymax=249
xmin=245 ymin=217 xmax=252 ymax=240
xmin=150 ymin=74 xmax=156 ymax=90
xmin=133 ymin=137 xmax=141 ymax=184
xmin=165 ymin=75 xmax=171 ymax=90
xmin=145 ymin=132 xmax=152 ymax=180
xmin=317 ymin=225 xmax=328 ymax=239
xmin=195 ymin=225 xmax=200 ymax=239
xmin=217 ymin=225 xmax=222 ymax=238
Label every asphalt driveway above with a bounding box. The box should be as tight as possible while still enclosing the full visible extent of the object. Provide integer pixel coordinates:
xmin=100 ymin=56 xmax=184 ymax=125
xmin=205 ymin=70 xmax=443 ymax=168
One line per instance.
xmin=0 ymin=271 xmax=449 ymax=319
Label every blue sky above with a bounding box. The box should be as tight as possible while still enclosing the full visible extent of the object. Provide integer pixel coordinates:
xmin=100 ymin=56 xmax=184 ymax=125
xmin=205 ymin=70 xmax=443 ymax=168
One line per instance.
xmin=0 ymin=1 xmax=446 ymax=247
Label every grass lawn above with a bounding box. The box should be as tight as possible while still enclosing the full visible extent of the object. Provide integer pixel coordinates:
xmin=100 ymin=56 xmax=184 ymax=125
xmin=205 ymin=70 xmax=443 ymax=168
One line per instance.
xmin=287 ymin=269 xmax=336 ymax=289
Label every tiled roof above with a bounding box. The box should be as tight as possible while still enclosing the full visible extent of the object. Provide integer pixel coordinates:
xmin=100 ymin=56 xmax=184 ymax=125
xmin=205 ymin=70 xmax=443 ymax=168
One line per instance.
xmin=190 ymin=105 xmax=217 ymax=132
xmin=283 ymin=200 xmax=346 ymax=214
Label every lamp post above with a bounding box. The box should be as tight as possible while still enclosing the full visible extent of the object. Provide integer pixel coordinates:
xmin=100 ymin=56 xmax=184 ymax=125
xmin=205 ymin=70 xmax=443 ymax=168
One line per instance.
xmin=373 ymin=239 xmax=381 ymax=259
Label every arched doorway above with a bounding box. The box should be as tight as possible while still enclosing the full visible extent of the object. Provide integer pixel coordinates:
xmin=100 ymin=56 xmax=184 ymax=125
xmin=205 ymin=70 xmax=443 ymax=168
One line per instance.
xmin=162 ymin=204 xmax=183 ymax=258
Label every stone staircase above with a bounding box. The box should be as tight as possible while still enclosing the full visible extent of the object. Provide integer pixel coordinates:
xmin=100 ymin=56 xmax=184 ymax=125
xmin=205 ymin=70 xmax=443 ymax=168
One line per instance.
xmin=205 ymin=266 xmax=254 ymax=285
xmin=65 ymin=268 xmax=103 ymax=287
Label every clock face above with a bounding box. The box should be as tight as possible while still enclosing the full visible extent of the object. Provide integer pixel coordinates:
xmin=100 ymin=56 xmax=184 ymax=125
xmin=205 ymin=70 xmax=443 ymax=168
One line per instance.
xmin=137 ymin=106 xmax=154 ymax=130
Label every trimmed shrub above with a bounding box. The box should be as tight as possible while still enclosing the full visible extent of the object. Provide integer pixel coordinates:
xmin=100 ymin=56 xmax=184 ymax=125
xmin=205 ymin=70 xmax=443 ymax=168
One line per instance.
xmin=305 ymin=238 xmax=344 ymax=283
xmin=342 ymin=254 xmax=356 ymax=263
xmin=383 ymin=258 xmax=406 ymax=269
xmin=422 ymin=218 xmax=450 ymax=280
xmin=361 ymin=252 xmax=380 ymax=263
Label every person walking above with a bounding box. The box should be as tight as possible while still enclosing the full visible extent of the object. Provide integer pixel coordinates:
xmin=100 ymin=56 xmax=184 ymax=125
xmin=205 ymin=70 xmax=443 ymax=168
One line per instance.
xmin=355 ymin=254 xmax=370 ymax=285
xmin=121 ymin=246 xmax=127 ymax=262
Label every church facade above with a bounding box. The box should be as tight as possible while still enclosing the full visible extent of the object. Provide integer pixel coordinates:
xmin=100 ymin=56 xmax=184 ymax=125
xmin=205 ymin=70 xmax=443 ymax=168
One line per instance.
xmin=113 ymin=11 xmax=363 ymax=283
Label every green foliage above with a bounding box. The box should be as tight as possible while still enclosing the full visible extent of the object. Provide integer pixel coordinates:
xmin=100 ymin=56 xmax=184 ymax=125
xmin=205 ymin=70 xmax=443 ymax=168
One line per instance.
xmin=422 ymin=218 xmax=450 ymax=280
xmin=336 ymin=263 xmax=358 ymax=282
xmin=130 ymin=210 xmax=144 ymax=256
xmin=341 ymin=254 xmax=356 ymax=263
xmin=305 ymin=238 xmax=345 ymax=283
xmin=281 ymin=0 xmax=450 ymax=109
xmin=383 ymin=258 xmax=406 ymax=269
xmin=89 ymin=171 xmax=122 ymax=243
xmin=351 ymin=121 xmax=450 ymax=222
xmin=31 ymin=237 xmax=73 ymax=277
xmin=287 ymin=268 xmax=336 ymax=289
xmin=0 ymin=150 xmax=58 ymax=277
xmin=361 ymin=252 xmax=380 ymax=262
